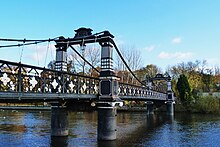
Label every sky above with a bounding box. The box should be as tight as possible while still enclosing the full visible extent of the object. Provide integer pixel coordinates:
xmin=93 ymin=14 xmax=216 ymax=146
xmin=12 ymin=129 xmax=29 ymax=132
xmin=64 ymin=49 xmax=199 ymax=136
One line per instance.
xmin=0 ymin=0 xmax=220 ymax=71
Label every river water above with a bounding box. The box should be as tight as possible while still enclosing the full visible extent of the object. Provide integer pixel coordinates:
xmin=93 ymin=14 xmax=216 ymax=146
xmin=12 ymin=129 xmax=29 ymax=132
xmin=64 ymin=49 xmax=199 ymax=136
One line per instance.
xmin=0 ymin=109 xmax=220 ymax=147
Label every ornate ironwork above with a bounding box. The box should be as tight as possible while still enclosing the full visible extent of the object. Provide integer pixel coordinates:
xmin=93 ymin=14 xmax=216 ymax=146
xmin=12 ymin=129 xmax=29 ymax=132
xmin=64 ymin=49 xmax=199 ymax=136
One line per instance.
xmin=118 ymin=82 xmax=167 ymax=100
xmin=0 ymin=59 xmax=168 ymax=101
xmin=0 ymin=60 xmax=99 ymax=95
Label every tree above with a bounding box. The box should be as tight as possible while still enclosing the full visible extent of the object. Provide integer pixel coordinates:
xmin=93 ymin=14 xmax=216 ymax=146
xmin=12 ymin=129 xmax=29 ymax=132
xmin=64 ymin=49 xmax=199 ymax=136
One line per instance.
xmin=176 ymin=74 xmax=192 ymax=109
xmin=213 ymin=74 xmax=220 ymax=91
xmin=115 ymin=45 xmax=142 ymax=71
xmin=144 ymin=64 xmax=161 ymax=79
xmin=67 ymin=45 xmax=100 ymax=75
xmin=115 ymin=45 xmax=142 ymax=84
xmin=168 ymin=60 xmax=213 ymax=95
xmin=201 ymin=70 xmax=213 ymax=92
xmin=135 ymin=64 xmax=161 ymax=84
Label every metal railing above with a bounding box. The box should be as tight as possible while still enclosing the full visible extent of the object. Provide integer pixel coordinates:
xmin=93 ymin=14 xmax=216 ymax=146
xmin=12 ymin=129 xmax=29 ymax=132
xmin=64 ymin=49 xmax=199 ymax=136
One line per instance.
xmin=0 ymin=60 xmax=99 ymax=95
xmin=0 ymin=59 xmax=168 ymax=101
xmin=118 ymin=82 xmax=167 ymax=100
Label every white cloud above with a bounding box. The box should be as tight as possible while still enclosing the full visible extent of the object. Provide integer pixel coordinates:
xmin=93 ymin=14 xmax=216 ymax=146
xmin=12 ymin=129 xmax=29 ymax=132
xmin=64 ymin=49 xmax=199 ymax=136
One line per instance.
xmin=158 ymin=51 xmax=193 ymax=60
xmin=171 ymin=37 xmax=182 ymax=44
xmin=144 ymin=45 xmax=156 ymax=52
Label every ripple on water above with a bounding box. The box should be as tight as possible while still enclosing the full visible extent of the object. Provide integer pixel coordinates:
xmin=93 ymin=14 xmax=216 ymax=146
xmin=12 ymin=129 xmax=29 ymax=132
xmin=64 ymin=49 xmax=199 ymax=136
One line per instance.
xmin=1 ymin=110 xmax=220 ymax=146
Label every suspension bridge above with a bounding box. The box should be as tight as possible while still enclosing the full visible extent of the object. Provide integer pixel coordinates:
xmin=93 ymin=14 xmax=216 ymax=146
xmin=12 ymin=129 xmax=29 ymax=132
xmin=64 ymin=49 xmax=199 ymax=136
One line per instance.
xmin=0 ymin=27 xmax=175 ymax=140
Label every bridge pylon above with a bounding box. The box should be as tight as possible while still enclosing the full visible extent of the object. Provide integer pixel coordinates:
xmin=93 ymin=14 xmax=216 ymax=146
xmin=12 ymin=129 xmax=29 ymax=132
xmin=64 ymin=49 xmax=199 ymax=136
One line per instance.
xmin=166 ymin=75 xmax=175 ymax=115
xmin=97 ymin=31 xmax=123 ymax=141
xmin=50 ymin=37 xmax=69 ymax=137
xmin=55 ymin=36 xmax=68 ymax=72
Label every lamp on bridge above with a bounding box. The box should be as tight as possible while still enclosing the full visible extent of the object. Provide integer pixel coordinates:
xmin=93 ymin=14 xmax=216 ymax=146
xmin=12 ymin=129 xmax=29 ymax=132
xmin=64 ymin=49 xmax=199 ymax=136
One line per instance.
xmin=144 ymin=75 xmax=152 ymax=90
xmin=74 ymin=27 xmax=93 ymax=75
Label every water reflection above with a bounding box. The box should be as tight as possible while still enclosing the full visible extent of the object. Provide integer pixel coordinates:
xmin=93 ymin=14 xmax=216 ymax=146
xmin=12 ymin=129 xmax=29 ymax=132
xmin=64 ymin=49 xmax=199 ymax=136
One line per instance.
xmin=98 ymin=140 xmax=116 ymax=147
xmin=1 ymin=110 xmax=220 ymax=146
xmin=50 ymin=136 xmax=68 ymax=147
xmin=165 ymin=115 xmax=174 ymax=124
xmin=0 ymin=124 xmax=26 ymax=133
xmin=116 ymin=113 xmax=171 ymax=146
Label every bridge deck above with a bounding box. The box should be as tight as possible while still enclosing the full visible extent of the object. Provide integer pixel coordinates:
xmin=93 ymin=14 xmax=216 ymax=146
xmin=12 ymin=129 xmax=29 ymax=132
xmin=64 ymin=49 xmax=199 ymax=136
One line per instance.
xmin=0 ymin=92 xmax=97 ymax=102
xmin=0 ymin=59 xmax=168 ymax=103
xmin=0 ymin=92 xmax=167 ymax=103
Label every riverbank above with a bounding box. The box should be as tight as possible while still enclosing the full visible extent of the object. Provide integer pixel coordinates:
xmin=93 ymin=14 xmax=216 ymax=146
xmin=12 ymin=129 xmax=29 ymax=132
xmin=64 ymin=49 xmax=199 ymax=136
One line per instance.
xmin=0 ymin=106 xmax=51 ymax=110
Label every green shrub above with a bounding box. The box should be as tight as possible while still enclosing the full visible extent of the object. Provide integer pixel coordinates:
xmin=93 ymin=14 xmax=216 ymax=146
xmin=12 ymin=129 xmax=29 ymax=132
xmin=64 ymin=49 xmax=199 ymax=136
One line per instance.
xmin=193 ymin=96 xmax=220 ymax=113
xmin=175 ymin=102 xmax=188 ymax=112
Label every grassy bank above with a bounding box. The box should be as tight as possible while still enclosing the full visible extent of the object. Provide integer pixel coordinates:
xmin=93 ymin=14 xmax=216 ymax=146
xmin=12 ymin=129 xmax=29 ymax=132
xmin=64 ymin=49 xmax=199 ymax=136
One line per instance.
xmin=175 ymin=96 xmax=220 ymax=114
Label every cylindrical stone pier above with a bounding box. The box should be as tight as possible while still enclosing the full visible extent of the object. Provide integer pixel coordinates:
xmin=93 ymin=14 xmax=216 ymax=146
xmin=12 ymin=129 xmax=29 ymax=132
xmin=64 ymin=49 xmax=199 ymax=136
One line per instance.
xmin=97 ymin=106 xmax=117 ymax=141
xmin=51 ymin=103 xmax=69 ymax=136
xmin=166 ymin=101 xmax=174 ymax=116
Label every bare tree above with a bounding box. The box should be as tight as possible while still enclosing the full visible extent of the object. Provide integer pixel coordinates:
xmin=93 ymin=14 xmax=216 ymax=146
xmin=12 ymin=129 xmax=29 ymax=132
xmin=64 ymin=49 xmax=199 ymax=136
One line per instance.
xmin=67 ymin=45 xmax=101 ymax=75
xmin=114 ymin=45 xmax=143 ymax=83
xmin=214 ymin=66 xmax=220 ymax=75
xmin=87 ymin=45 xmax=101 ymax=69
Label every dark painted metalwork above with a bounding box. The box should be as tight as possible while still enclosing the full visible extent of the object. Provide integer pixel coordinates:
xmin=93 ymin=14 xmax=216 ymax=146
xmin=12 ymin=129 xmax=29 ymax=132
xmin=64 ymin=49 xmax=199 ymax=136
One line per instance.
xmin=118 ymin=82 xmax=167 ymax=101
xmin=74 ymin=28 xmax=93 ymax=38
xmin=0 ymin=27 xmax=172 ymax=103
xmin=0 ymin=59 xmax=99 ymax=96
xmin=0 ymin=59 xmax=170 ymax=102
xmin=97 ymin=107 xmax=117 ymax=140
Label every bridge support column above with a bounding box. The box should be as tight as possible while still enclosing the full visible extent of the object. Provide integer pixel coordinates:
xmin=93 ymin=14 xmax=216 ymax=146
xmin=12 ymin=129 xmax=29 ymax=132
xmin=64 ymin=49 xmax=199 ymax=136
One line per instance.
xmin=51 ymin=102 xmax=69 ymax=136
xmin=97 ymin=31 xmax=123 ymax=141
xmin=166 ymin=77 xmax=175 ymax=115
xmin=98 ymin=103 xmax=117 ymax=140
xmin=166 ymin=76 xmax=174 ymax=116
xmin=146 ymin=101 xmax=154 ymax=115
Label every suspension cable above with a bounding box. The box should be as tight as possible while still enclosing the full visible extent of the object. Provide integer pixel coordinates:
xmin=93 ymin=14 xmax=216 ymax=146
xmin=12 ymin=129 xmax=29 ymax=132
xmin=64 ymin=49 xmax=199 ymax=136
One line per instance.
xmin=69 ymin=45 xmax=99 ymax=73
xmin=0 ymin=32 xmax=144 ymax=85
xmin=111 ymin=40 xmax=146 ymax=86
xmin=0 ymin=37 xmax=59 ymax=48
xmin=0 ymin=38 xmax=58 ymax=42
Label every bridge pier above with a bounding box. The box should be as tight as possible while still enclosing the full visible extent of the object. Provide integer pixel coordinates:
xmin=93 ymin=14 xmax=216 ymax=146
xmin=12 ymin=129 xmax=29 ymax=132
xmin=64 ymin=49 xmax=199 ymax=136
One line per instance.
xmin=51 ymin=102 xmax=69 ymax=136
xmin=146 ymin=101 xmax=154 ymax=115
xmin=98 ymin=103 xmax=117 ymax=140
